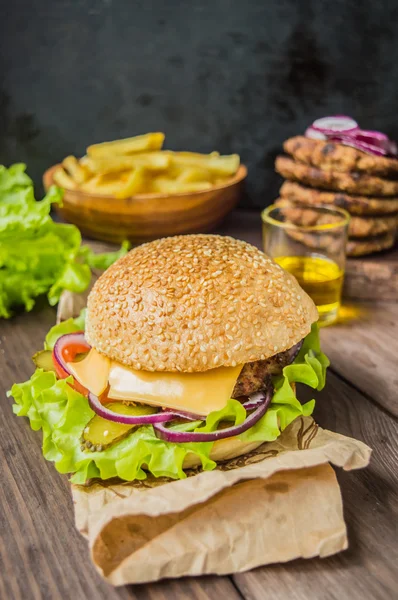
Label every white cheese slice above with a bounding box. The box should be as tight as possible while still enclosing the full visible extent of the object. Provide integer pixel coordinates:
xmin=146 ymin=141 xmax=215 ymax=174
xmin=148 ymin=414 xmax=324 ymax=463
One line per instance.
xmin=107 ymin=362 xmax=243 ymax=415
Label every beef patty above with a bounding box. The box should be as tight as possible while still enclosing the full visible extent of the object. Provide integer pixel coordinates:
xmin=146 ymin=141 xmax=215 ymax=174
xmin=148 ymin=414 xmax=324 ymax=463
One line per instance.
xmin=279 ymin=181 xmax=398 ymax=216
xmin=275 ymin=155 xmax=398 ymax=197
xmin=232 ymin=343 xmax=301 ymax=398
xmin=283 ymin=136 xmax=398 ymax=177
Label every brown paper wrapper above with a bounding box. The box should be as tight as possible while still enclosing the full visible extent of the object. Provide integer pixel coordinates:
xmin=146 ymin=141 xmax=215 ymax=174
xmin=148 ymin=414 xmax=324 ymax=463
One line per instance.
xmin=58 ymin=281 xmax=371 ymax=586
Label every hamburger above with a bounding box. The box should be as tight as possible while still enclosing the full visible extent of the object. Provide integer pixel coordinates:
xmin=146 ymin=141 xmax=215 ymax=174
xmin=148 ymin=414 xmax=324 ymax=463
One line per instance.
xmin=10 ymin=234 xmax=329 ymax=483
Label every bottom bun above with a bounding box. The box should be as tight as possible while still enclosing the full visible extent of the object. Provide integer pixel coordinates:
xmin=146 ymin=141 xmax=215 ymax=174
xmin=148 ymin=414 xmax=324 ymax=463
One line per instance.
xmin=182 ymin=437 xmax=263 ymax=469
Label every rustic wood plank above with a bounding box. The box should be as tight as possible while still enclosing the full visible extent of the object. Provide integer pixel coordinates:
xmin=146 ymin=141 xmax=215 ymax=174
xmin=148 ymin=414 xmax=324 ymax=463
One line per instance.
xmin=321 ymin=302 xmax=398 ymax=417
xmin=233 ymin=371 xmax=398 ymax=600
xmin=342 ymin=246 xmax=398 ymax=302
xmin=0 ymin=308 xmax=242 ymax=600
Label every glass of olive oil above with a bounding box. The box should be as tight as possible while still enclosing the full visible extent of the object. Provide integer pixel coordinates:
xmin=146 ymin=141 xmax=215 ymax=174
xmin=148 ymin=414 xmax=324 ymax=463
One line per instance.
xmin=262 ymin=202 xmax=350 ymax=326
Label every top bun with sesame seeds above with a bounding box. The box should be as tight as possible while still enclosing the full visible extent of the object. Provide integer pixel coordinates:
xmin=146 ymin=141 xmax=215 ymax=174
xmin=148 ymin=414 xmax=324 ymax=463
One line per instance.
xmin=85 ymin=234 xmax=318 ymax=372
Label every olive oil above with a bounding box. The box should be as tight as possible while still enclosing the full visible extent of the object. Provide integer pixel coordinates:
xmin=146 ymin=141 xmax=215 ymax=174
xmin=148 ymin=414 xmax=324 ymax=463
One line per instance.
xmin=274 ymin=255 xmax=344 ymax=325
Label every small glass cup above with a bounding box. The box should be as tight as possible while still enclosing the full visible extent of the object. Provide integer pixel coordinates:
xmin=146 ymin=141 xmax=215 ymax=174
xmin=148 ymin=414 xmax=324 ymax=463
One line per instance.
xmin=261 ymin=202 xmax=350 ymax=326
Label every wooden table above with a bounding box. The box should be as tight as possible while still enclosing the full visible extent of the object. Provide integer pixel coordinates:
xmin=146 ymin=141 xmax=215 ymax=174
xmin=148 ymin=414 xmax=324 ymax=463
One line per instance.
xmin=1 ymin=211 xmax=397 ymax=600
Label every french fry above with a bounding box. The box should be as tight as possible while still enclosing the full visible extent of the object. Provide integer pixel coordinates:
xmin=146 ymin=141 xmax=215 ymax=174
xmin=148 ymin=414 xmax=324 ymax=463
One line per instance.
xmin=85 ymin=152 xmax=170 ymax=175
xmin=177 ymin=166 xmax=212 ymax=184
xmin=53 ymin=167 xmax=77 ymax=190
xmin=87 ymin=133 xmax=165 ymax=158
xmin=152 ymin=177 xmax=212 ymax=194
xmin=62 ymin=155 xmax=89 ymax=184
xmin=81 ymin=172 xmax=133 ymax=196
xmin=114 ymin=167 xmax=148 ymax=198
xmin=79 ymin=155 xmax=96 ymax=173
xmin=170 ymin=152 xmax=240 ymax=177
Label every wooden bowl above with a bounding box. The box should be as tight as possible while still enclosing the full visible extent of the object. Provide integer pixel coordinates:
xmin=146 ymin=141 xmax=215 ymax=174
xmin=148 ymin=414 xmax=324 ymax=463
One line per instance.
xmin=43 ymin=165 xmax=247 ymax=244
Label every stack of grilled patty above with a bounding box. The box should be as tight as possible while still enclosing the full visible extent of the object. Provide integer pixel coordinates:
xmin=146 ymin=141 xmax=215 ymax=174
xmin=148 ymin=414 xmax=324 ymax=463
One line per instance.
xmin=275 ymin=136 xmax=398 ymax=256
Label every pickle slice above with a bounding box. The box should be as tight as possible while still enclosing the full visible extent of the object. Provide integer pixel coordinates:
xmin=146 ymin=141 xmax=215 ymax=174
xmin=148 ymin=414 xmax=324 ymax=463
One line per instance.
xmin=81 ymin=402 xmax=158 ymax=451
xmin=32 ymin=350 xmax=56 ymax=372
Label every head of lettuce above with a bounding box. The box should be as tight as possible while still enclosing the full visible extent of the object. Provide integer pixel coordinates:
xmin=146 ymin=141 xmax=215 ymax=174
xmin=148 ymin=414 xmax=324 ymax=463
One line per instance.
xmin=0 ymin=163 xmax=128 ymax=319
xmin=9 ymin=235 xmax=329 ymax=484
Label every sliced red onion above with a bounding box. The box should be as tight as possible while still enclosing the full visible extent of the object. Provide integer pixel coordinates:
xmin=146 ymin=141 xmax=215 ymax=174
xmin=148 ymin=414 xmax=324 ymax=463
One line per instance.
xmin=328 ymin=135 xmax=387 ymax=156
xmin=53 ymin=332 xmax=91 ymax=378
xmin=353 ymin=130 xmax=397 ymax=156
xmin=242 ymin=390 xmax=269 ymax=411
xmin=88 ymin=391 xmax=203 ymax=424
xmin=305 ymin=117 xmax=398 ymax=157
xmin=305 ymin=126 xmax=327 ymax=140
xmin=311 ymin=115 xmax=359 ymax=134
xmin=171 ymin=408 xmax=207 ymax=420
xmin=284 ymin=339 xmax=303 ymax=364
xmin=389 ymin=140 xmax=398 ymax=156
xmin=355 ymin=129 xmax=389 ymax=143
xmin=153 ymin=387 xmax=272 ymax=443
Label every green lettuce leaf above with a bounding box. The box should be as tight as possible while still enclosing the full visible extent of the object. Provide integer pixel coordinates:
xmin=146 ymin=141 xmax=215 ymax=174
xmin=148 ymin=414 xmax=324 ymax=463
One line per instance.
xmin=9 ymin=370 xmax=216 ymax=484
xmin=44 ymin=310 xmax=87 ymax=350
xmin=0 ymin=164 xmax=129 ymax=318
xmin=0 ymin=162 xmax=32 ymax=193
xmin=9 ymin=319 xmax=328 ymax=483
xmin=77 ymin=241 xmax=131 ymax=271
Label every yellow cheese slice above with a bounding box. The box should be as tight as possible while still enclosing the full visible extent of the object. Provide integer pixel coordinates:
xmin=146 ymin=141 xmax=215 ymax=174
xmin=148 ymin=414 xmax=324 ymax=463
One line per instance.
xmin=67 ymin=348 xmax=111 ymax=397
xmin=107 ymin=363 xmax=243 ymax=416
xmin=67 ymin=348 xmax=243 ymax=416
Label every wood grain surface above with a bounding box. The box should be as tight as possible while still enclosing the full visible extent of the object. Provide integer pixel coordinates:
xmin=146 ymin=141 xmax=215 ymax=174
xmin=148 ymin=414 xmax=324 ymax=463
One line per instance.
xmin=321 ymin=302 xmax=398 ymax=417
xmin=1 ymin=210 xmax=397 ymax=599
xmin=342 ymin=246 xmax=398 ymax=302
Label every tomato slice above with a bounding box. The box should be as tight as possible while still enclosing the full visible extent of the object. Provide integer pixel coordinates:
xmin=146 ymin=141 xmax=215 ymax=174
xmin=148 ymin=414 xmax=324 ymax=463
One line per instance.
xmin=52 ymin=335 xmax=91 ymax=397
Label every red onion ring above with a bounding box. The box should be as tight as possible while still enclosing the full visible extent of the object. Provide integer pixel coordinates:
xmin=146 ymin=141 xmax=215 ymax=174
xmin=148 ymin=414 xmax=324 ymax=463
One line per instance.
xmin=353 ymin=130 xmax=396 ymax=155
xmin=241 ymin=391 xmax=268 ymax=411
xmin=355 ymin=129 xmax=389 ymax=143
xmin=153 ymin=387 xmax=272 ymax=443
xmin=171 ymin=409 xmax=208 ymax=420
xmin=53 ymin=332 xmax=91 ymax=378
xmin=329 ymin=135 xmax=387 ymax=156
xmin=311 ymin=115 xmax=359 ymax=135
xmin=87 ymin=391 xmax=204 ymax=424
xmin=87 ymin=389 xmax=269 ymax=428
xmin=284 ymin=339 xmax=303 ymax=364
xmin=305 ymin=126 xmax=327 ymax=141
xmin=389 ymin=140 xmax=398 ymax=156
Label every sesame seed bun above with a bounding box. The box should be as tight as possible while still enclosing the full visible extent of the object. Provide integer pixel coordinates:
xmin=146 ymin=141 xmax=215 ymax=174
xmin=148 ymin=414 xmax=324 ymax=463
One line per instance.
xmin=86 ymin=234 xmax=318 ymax=372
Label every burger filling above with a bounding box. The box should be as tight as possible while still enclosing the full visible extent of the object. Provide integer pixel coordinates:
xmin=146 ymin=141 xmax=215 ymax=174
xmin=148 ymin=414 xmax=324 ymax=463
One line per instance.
xmin=10 ymin=314 xmax=329 ymax=484
xmin=232 ymin=347 xmax=299 ymax=398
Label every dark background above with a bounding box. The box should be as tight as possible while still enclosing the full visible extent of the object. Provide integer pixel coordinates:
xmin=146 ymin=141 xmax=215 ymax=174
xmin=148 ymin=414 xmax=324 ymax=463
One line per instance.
xmin=1 ymin=0 xmax=398 ymax=208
